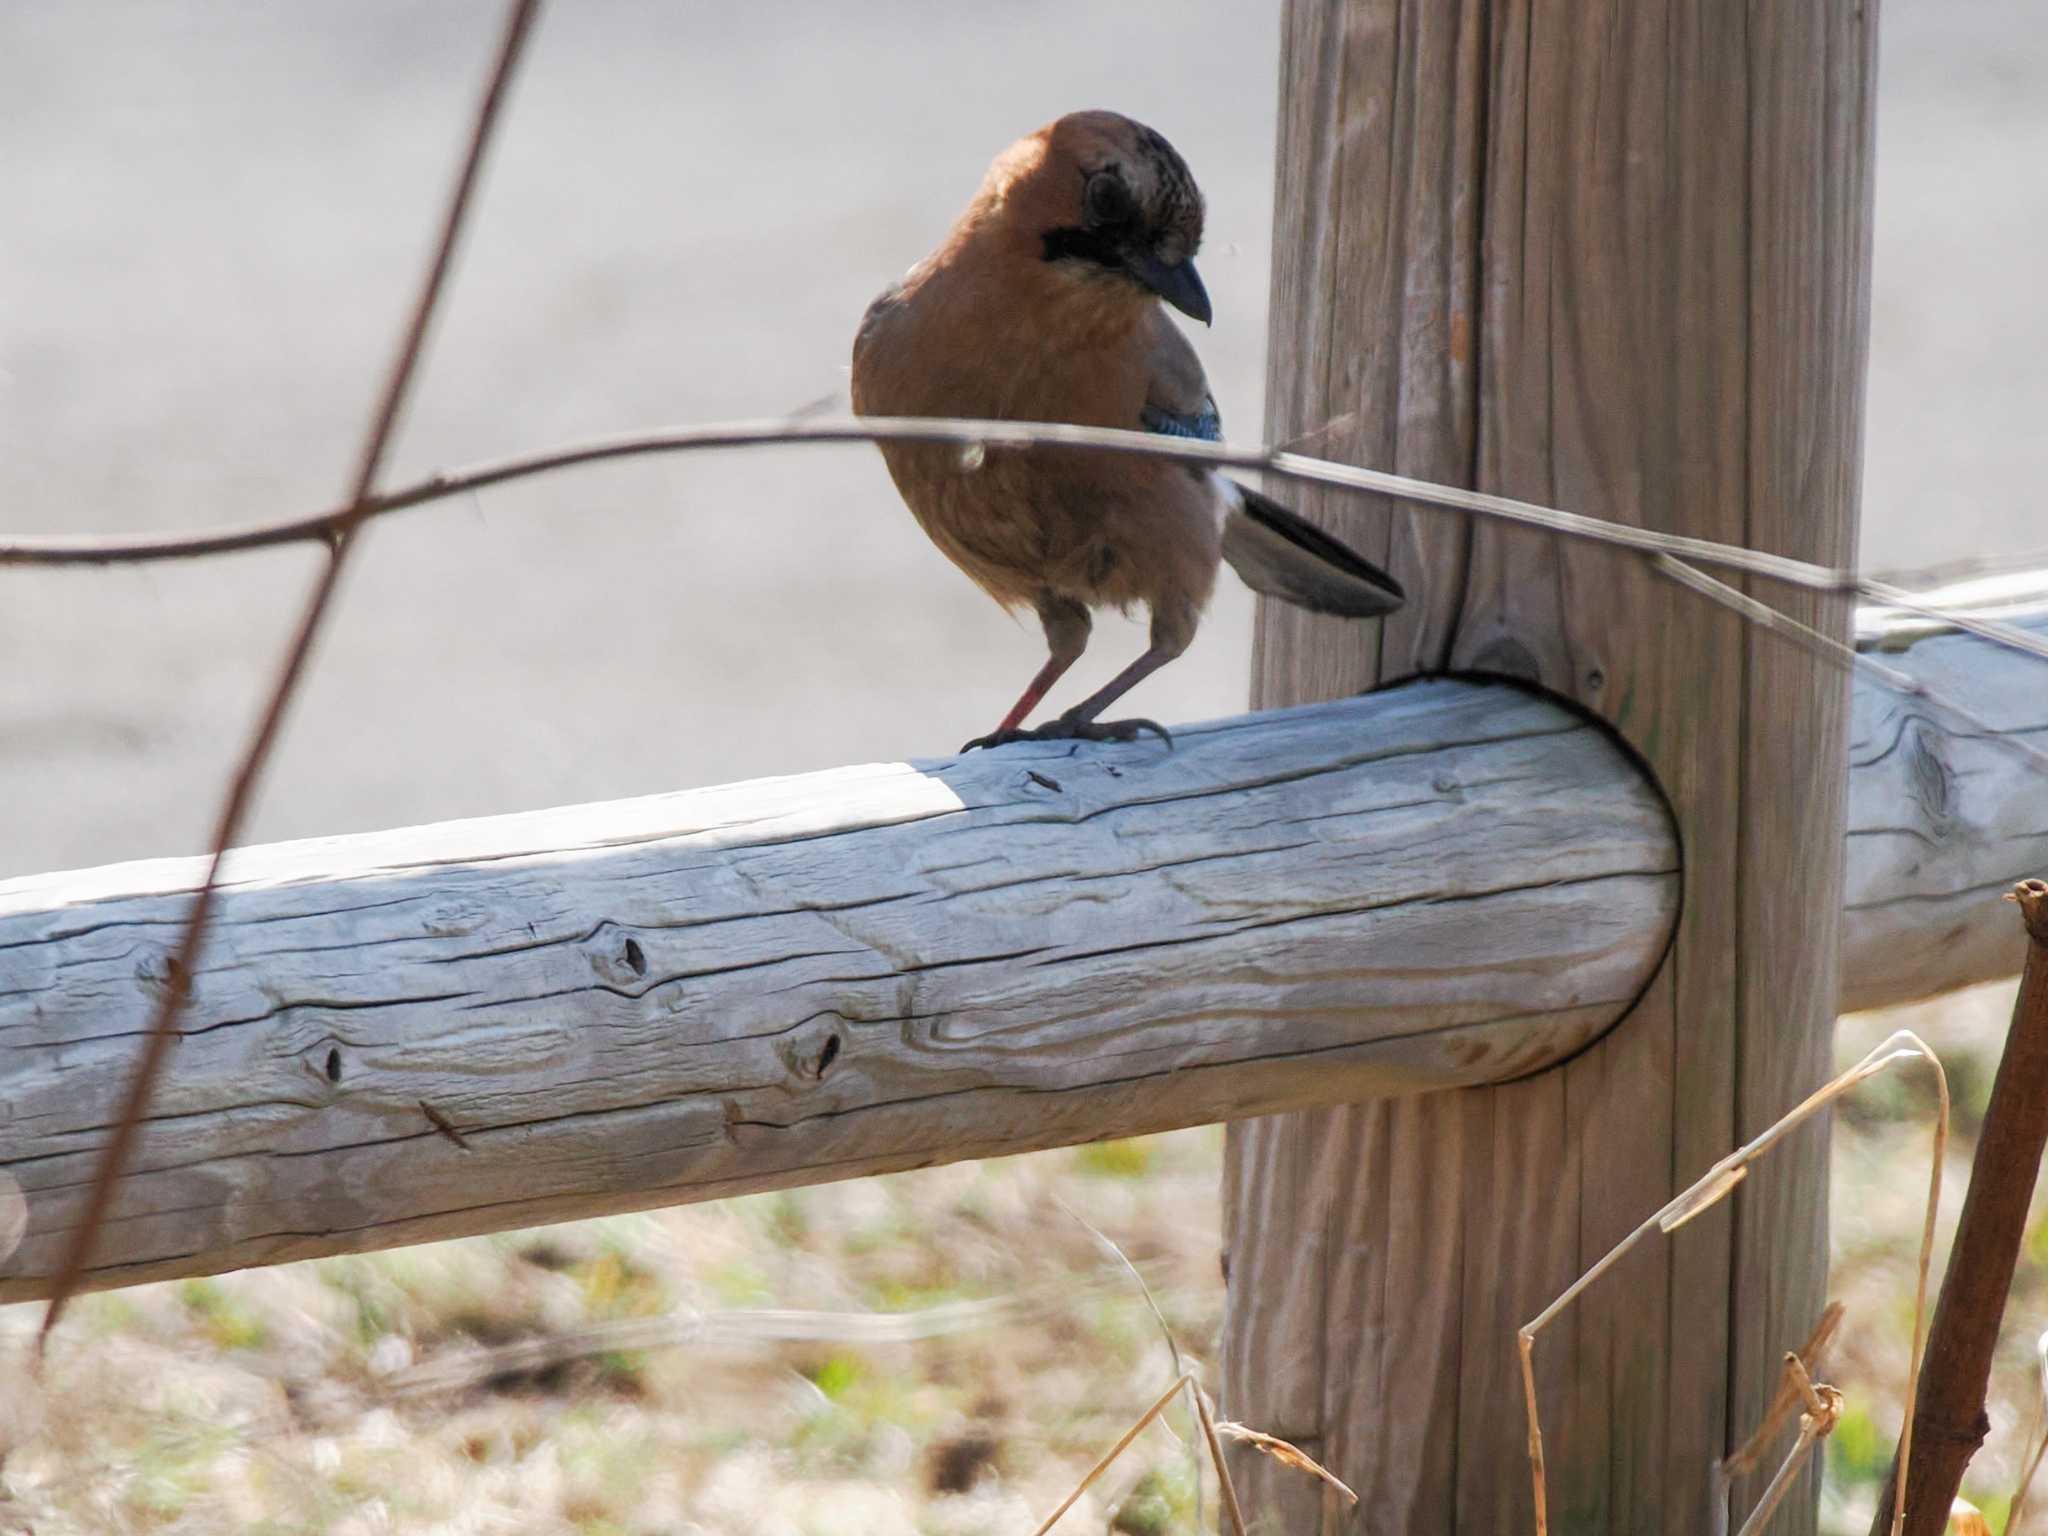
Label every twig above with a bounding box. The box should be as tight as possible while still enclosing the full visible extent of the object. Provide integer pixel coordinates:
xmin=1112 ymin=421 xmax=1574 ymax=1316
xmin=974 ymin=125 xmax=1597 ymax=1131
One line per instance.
xmin=1191 ymin=1383 xmax=1250 ymax=1536
xmin=1871 ymin=880 xmax=2048 ymax=1536
xmin=1518 ymin=1029 xmax=1949 ymax=1536
xmin=1653 ymin=556 xmax=2048 ymax=775
xmin=2006 ymin=1330 xmax=2048 ymax=1533
xmin=32 ymin=0 xmax=543 ymax=1351
xmin=1722 ymin=1302 xmax=1848 ymax=1479
xmin=1857 ymin=563 xmax=2048 ymax=649
xmin=0 ymin=416 xmax=1822 ymax=580
xmin=0 ymin=416 xmax=2043 ymax=656
xmin=1735 ymin=1355 xmax=1844 ymax=1536
xmin=1863 ymin=577 xmax=2048 ymax=668
xmin=1656 ymin=555 xmax=1920 ymax=690
xmin=1029 ymin=1370 xmax=1193 ymax=1536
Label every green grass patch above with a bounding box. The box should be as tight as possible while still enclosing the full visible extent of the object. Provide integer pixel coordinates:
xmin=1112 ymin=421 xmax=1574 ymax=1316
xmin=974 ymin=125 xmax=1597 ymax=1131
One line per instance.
xmin=1075 ymin=1138 xmax=1155 ymax=1178
xmin=177 ymin=1277 xmax=267 ymax=1352
xmin=1109 ymin=1460 xmax=1198 ymax=1536
xmin=1828 ymin=1402 xmax=1890 ymax=1490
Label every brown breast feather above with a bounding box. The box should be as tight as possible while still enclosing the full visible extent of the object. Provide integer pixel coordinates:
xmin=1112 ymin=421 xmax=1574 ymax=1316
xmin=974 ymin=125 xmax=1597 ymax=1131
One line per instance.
xmin=853 ymin=250 xmax=1221 ymax=618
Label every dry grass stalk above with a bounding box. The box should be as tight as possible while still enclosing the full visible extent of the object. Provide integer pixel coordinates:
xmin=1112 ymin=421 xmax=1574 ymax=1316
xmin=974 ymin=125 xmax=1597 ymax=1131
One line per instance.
xmin=2006 ymin=1331 xmax=2048 ymax=1532
xmin=1733 ymin=1354 xmax=1844 ymax=1536
xmin=1056 ymin=1196 xmax=1189 ymax=1396
xmin=1029 ymin=1370 xmax=1193 ymax=1536
xmin=1655 ymin=556 xmax=2048 ymax=774
xmin=1518 ymin=1029 xmax=1949 ymax=1536
xmin=1211 ymin=1420 xmax=1360 ymax=1506
xmin=1722 ymin=1302 xmax=1848 ymax=1479
xmin=1057 ymin=1199 xmax=1355 ymax=1533
xmin=1190 ymin=1385 xmax=1249 ymax=1536
xmin=9 ymin=418 xmax=2048 ymax=675
xmin=1052 ymin=1194 xmax=1199 ymax=1535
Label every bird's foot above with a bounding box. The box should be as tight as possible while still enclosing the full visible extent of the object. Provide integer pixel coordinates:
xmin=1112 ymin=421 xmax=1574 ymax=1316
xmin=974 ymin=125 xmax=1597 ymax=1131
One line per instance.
xmin=960 ymin=715 xmax=1173 ymax=753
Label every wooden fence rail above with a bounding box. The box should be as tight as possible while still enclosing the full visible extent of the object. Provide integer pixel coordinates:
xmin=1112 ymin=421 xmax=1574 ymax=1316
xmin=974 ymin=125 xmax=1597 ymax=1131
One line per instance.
xmin=1847 ymin=581 xmax=2048 ymax=1010
xmin=0 ymin=604 xmax=2042 ymax=1302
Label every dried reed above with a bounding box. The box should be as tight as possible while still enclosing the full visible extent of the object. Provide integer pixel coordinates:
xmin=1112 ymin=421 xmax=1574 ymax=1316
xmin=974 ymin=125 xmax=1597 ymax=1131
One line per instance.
xmin=1520 ymin=1030 xmax=1949 ymax=1536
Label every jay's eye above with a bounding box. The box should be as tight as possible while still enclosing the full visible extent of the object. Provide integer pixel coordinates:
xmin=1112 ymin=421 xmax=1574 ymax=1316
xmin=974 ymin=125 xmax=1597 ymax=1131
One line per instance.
xmin=1084 ymin=173 xmax=1135 ymax=228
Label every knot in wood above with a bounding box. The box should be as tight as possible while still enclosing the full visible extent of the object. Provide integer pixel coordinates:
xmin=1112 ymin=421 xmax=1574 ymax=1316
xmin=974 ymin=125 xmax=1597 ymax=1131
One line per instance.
xmin=1916 ymin=1408 xmax=1991 ymax=1453
xmin=1466 ymin=635 xmax=1544 ymax=685
xmin=1905 ymin=719 xmax=1956 ymax=835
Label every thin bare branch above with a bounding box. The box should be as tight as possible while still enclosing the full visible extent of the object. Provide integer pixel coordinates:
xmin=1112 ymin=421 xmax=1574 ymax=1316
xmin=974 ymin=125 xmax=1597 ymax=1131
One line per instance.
xmin=1656 ymin=555 xmax=1917 ymax=688
xmin=1653 ymin=556 xmax=2048 ymax=776
xmin=0 ymin=417 xmax=1837 ymax=587
xmin=33 ymin=0 xmax=543 ymax=1352
xmin=1862 ymin=577 xmax=2048 ymax=668
xmin=0 ymin=415 xmax=2039 ymax=650
xmin=1874 ymin=881 xmax=2048 ymax=1536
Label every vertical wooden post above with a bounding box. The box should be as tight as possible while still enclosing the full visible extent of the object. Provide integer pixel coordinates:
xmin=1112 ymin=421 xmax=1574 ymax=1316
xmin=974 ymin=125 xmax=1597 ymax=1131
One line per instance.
xmin=1222 ymin=4 xmax=1878 ymax=1532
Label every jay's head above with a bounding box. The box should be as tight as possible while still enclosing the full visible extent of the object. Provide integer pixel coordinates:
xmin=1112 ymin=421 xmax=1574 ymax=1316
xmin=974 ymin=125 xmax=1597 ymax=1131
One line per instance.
xmin=982 ymin=110 xmax=1211 ymax=326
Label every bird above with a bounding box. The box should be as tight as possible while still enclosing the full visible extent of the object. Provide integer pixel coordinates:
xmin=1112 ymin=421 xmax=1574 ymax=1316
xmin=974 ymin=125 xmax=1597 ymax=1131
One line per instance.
xmin=851 ymin=109 xmax=1404 ymax=751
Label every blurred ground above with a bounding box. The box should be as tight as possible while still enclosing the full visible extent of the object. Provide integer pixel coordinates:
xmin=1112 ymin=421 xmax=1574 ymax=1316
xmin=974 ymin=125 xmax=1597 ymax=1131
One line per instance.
xmin=2 ymin=2 xmax=2046 ymax=1532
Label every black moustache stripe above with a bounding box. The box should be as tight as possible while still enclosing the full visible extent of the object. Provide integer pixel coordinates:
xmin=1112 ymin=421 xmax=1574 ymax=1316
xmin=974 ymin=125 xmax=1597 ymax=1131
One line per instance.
xmin=1041 ymin=226 xmax=1126 ymax=270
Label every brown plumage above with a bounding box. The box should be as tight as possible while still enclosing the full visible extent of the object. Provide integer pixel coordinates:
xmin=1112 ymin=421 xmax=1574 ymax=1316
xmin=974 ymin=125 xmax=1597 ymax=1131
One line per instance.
xmin=852 ymin=110 xmax=1403 ymax=749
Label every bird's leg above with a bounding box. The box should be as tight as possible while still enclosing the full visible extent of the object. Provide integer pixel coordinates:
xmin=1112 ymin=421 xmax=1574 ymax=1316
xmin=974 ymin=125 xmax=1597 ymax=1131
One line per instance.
xmin=961 ymin=597 xmax=1091 ymax=752
xmin=1045 ymin=651 xmax=1180 ymax=743
xmin=992 ymin=656 xmax=1069 ymax=736
xmin=964 ymin=603 xmax=1192 ymax=751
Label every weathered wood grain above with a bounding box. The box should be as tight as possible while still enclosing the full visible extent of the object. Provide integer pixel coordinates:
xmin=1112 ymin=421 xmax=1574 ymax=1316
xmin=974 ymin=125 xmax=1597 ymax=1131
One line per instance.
xmin=0 ymin=603 xmax=2036 ymax=1310
xmin=1846 ymin=607 xmax=2048 ymax=1012
xmin=0 ymin=680 xmax=1679 ymax=1302
xmin=1228 ymin=4 xmax=1881 ymax=1532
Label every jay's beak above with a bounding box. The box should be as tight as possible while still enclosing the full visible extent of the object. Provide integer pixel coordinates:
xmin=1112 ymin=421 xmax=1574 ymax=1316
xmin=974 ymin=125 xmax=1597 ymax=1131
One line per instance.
xmin=1129 ymin=250 xmax=1212 ymax=326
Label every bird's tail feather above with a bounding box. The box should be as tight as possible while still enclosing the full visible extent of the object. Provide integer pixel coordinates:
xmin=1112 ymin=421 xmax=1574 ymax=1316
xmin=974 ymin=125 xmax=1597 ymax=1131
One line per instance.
xmin=1220 ymin=482 xmax=1405 ymax=618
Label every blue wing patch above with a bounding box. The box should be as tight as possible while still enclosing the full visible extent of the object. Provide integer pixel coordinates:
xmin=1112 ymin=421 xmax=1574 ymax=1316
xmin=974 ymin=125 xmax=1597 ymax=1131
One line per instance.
xmin=1140 ymin=397 xmax=1222 ymax=442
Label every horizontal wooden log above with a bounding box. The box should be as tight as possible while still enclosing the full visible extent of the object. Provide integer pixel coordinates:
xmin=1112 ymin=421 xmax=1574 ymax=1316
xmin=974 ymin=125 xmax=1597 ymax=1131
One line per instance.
xmin=2 ymin=597 xmax=2040 ymax=1301
xmin=1845 ymin=599 xmax=2048 ymax=1011
xmin=1 ymin=678 xmax=1678 ymax=1300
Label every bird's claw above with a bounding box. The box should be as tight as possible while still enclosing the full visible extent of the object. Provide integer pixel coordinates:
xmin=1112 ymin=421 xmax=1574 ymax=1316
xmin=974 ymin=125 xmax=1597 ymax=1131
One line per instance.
xmin=960 ymin=716 xmax=1173 ymax=753
xmin=1073 ymin=716 xmax=1172 ymax=746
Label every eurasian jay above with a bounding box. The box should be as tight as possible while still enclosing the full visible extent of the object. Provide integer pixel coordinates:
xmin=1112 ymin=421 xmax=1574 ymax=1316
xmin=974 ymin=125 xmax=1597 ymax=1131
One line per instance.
xmin=852 ymin=110 xmax=1404 ymax=750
